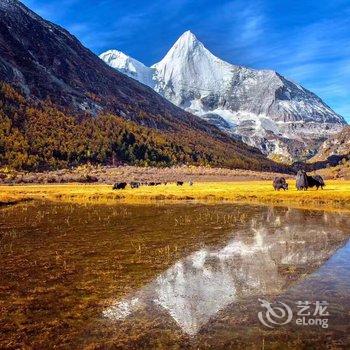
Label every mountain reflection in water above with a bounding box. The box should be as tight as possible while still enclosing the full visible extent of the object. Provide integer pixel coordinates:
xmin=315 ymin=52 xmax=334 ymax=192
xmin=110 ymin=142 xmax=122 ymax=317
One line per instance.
xmin=103 ymin=207 xmax=350 ymax=335
xmin=1 ymin=202 xmax=350 ymax=348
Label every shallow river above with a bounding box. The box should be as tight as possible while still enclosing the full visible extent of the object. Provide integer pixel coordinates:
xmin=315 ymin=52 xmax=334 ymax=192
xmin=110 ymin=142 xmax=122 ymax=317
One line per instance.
xmin=0 ymin=202 xmax=349 ymax=349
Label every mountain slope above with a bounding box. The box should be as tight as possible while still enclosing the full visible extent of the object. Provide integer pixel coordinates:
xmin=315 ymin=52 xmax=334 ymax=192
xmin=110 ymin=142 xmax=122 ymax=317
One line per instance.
xmin=0 ymin=0 xmax=284 ymax=172
xmin=310 ymin=126 xmax=350 ymax=162
xmin=101 ymin=31 xmax=346 ymax=162
xmin=0 ymin=0 xmax=194 ymax=130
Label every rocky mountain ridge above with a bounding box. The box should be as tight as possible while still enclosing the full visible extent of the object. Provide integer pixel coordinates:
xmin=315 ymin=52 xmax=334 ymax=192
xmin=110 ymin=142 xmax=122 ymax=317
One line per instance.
xmin=310 ymin=126 xmax=350 ymax=162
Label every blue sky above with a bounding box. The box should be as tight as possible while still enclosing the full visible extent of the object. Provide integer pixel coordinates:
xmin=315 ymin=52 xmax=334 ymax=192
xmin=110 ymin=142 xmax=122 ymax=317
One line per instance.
xmin=22 ymin=0 xmax=350 ymax=122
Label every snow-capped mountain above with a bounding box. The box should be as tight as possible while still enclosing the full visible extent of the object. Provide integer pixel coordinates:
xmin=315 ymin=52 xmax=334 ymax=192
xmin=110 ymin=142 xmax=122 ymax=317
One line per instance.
xmin=100 ymin=31 xmax=346 ymax=162
xmin=99 ymin=50 xmax=155 ymax=88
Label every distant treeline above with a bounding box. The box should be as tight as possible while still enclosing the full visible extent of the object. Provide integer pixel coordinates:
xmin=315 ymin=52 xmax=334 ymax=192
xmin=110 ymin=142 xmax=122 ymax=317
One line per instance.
xmin=0 ymin=82 xmax=287 ymax=172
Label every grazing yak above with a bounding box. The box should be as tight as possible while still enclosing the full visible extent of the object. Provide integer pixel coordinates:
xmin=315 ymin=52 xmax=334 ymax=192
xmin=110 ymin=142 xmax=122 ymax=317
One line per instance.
xmin=113 ymin=182 xmax=127 ymax=190
xmin=130 ymin=182 xmax=140 ymax=189
xmin=296 ymin=171 xmax=325 ymax=190
xmin=296 ymin=170 xmax=308 ymax=190
xmin=308 ymin=174 xmax=325 ymax=190
xmin=273 ymin=177 xmax=288 ymax=191
xmin=313 ymin=175 xmax=325 ymax=189
xmin=177 ymin=181 xmax=184 ymax=186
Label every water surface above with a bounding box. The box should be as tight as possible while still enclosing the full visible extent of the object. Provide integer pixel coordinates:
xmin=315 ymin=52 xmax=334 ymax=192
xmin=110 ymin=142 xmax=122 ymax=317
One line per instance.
xmin=0 ymin=202 xmax=349 ymax=349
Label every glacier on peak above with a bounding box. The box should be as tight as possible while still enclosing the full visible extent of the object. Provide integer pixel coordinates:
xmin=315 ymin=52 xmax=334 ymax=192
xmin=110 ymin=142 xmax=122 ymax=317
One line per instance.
xmin=100 ymin=30 xmax=346 ymax=162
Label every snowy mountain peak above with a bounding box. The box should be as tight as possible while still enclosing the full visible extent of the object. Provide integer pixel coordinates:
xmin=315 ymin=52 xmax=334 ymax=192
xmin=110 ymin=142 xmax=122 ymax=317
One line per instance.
xmin=99 ymin=50 xmax=145 ymax=73
xmin=153 ymin=30 xmax=209 ymax=66
xmin=151 ymin=31 xmax=234 ymax=101
xmin=173 ymin=30 xmax=199 ymax=48
xmin=180 ymin=30 xmax=197 ymax=40
xmin=101 ymin=31 xmax=346 ymax=162
xmin=162 ymin=30 xmax=201 ymax=55
xmin=99 ymin=50 xmax=154 ymax=87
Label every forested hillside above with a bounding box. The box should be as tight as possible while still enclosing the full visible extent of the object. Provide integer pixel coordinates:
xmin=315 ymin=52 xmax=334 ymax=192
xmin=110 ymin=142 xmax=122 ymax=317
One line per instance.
xmin=0 ymin=83 xmax=287 ymax=172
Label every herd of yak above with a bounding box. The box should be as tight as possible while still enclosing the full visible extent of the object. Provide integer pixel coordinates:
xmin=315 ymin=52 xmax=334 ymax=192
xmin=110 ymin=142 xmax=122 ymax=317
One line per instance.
xmin=112 ymin=181 xmax=192 ymax=190
xmin=273 ymin=170 xmax=325 ymax=191
xmin=112 ymin=171 xmax=325 ymax=191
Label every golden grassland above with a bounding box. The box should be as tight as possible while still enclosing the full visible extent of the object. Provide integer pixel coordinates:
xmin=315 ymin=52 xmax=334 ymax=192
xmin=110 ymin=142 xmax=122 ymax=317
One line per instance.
xmin=1 ymin=180 xmax=350 ymax=211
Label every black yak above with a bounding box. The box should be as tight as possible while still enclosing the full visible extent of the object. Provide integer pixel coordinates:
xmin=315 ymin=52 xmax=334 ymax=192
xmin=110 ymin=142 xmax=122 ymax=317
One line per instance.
xmin=273 ymin=177 xmax=288 ymax=191
xmin=113 ymin=182 xmax=127 ymax=190
xmin=177 ymin=181 xmax=184 ymax=186
xmin=296 ymin=170 xmax=308 ymax=190
xmin=308 ymin=175 xmax=325 ymax=190
xmin=313 ymin=175 xmax=325 ymax=189
xmin=130 ymin=182 xmax=140 ymax=189
xmin=296 ymin=171 xmax=325 ymax=190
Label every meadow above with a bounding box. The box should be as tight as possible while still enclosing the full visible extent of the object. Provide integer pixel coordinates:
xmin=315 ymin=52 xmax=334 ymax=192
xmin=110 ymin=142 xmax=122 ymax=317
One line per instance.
xmin=1 ymin=180 xmax=350 ymax=211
